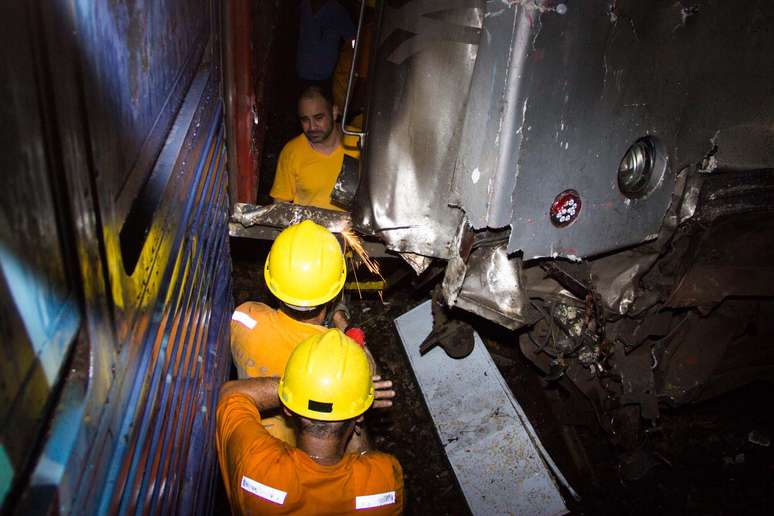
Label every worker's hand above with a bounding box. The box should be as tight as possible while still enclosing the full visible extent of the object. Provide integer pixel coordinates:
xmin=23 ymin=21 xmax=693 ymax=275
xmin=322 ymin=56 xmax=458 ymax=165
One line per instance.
xmin=332 ymin=310 xmax=349 ymax=331
xmin=372 ymin=375 xmax=395 ymax=409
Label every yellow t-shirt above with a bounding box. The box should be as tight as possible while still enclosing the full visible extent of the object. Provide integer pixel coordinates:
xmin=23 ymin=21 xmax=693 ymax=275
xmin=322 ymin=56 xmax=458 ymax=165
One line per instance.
xmin=230 ymin=302 xmax=327 ymax=445
xmin=216 ymin=393 xmax=405 ymax=515
xmin=270 ymin=133 xmax=360 ymax=211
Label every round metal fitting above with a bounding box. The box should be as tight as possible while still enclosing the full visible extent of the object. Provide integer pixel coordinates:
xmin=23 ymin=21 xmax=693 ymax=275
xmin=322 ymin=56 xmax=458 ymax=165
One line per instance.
xmin=550 ymin=189 xmax=582 ymax=228
xmin=617 ymin=136 xmax=667 ymax=199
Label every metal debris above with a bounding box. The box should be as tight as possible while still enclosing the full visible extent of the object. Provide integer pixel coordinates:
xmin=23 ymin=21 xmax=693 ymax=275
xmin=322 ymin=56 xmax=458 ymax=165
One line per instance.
xmin=748 ymin=430 xmax=771 ymax=447
xmin=231 ymin=202 xmax=351 ymax=233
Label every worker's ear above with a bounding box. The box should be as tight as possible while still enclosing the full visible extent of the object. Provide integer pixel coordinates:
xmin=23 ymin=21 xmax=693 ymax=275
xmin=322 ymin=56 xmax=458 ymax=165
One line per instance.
xmin=351 ymin=417 xmax=362 ymax=436
xmin=356 ymin=415 xmax=364 ymax=425
xmin=332 ymin=103 xmax=340 ymax=121
xmin=283 ymin=407 xmax=292 ymax=418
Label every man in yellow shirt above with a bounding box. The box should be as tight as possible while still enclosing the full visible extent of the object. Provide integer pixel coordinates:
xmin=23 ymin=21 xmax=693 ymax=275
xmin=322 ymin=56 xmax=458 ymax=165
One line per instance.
xmin=270 ymin=85 xmax=359 ymax=211
xmin=217 ymin=329 xmax=403 ymax=515
xmin=231 ymin=220 xmax=376 ymax=445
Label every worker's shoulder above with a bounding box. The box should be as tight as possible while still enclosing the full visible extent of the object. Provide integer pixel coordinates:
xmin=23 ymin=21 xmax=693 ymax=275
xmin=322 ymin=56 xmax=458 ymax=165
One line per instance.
xmin=239 ymin=438 xmax=298 ymax=484
xmin=280 ymin=134 xmax=309 ymax=156
xmin=352 ymin=451 xmax=403 ymax=482
xmin=233 ymin=301 xmax=276 ymax=322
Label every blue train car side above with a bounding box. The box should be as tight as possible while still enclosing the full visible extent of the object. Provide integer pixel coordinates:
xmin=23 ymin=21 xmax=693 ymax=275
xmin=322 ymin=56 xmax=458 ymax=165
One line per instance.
xmin=1 ymin=1 xmax=232 ymax=514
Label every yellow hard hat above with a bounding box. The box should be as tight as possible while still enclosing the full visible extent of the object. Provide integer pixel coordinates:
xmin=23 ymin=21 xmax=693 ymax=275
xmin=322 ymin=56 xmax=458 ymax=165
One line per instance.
xmin=264 ymin=220 xmax=346 ymax=307
xmin=279 ymin=329 xmax=374 ymax=421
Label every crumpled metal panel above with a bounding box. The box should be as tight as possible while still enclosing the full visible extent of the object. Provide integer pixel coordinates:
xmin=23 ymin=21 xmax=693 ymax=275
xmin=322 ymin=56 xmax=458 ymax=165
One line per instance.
xmin=451 ymin=245 xmax=539 ymax=330
xmin=440 ymin=221 xmax=537 ymax=330
xmin=351 ymin=0 xmax=484 ymax=259
xmin=230 ymin=202 xmax=394 ymax=259
xmin=590 ymin=251 xmax=656 ymax=316
xmin=359 ymin=0 xmax=774 ymax=263
xmin=330 ymin=155 xmax=360 ymax=210
xmin=232 ymin=202 xmax=352 ymax=234
xmin=398 ymin=251 xmax=433 ymax=275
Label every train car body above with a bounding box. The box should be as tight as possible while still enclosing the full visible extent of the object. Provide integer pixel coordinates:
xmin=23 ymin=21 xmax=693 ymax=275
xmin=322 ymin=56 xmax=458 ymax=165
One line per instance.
xmin=1 ymin=1 xmax=231 ymax=513
xmin=353 ymin=0 xmax=774 ymax=440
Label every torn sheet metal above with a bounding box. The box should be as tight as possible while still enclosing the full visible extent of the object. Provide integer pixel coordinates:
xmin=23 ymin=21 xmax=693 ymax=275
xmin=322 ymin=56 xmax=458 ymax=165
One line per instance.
xmin=395 ymin=300 xmax=576 ymax=515
xmin=330 ymin=155 xmax=360 ymax=210
xmin=351 ymin=1 xmax=484 ymax=259
xmin=397 ymin=251 xmax=433 ymax=275
xmin=229 ymin=205 xmax=393 ymax=257
xmin=231 ymin=202 xmax=351 ymax=233
xmin=444 ymin=243 xmax=539 ymax=330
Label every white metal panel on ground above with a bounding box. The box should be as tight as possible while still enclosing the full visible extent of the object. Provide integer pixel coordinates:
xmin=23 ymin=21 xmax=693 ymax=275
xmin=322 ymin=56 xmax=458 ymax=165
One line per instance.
xmin=395 ymin=300 xmax=575 ymax=516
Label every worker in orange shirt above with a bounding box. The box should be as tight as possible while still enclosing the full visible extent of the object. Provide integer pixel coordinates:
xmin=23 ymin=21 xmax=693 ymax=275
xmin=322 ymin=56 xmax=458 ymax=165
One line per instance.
xmin=230 ymin=219 xmax=374 ymax=446
xmin=217 ymin=329 xmax=404 ymax=515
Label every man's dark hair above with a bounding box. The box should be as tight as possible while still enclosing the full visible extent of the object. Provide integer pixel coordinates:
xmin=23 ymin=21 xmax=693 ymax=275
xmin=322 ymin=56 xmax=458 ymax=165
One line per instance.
xmin=294 ymin=415 xmax=351 ymax=438
xmin=299 ymin=84 xmax=334 ymax=108
xmin=280 ymin=303 xmax=327 ymax=322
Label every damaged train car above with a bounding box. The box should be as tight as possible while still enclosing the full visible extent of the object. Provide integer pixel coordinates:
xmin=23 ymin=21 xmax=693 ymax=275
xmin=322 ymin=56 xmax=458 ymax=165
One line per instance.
xmin=1 ymin=1 xmax=231 ymax=513
xmin=352 ymin=0 xmax=774 ymax=442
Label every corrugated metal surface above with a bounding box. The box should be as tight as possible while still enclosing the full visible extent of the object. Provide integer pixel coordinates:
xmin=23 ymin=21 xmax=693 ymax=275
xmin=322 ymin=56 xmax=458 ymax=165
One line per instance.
xmin=0 ymin=1 xmax=86 ymax=507
xmin=2 ymin=1 xmax=232 ymax=514
xmin=83 ymin=70 xmax=231 ymax=516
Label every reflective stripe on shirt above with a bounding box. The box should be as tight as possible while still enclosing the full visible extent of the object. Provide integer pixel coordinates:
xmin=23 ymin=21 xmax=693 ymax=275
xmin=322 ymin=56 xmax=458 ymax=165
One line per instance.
xmin=355 ymin=491 xmax=396 ymax=510
xmin=240 ymin=475 xmax=287 ymax=505
xmin=232 ymin=311 xmax=257 ymax=329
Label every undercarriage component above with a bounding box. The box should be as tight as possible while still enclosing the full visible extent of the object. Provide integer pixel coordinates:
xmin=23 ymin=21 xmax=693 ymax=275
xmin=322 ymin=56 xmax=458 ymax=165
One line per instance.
xmin=523 ymin=297 xmax=774 ymax=445
xmin=330 ymin=155 xmax=360 ymax=210
xmin=442 ymin=226 xmax=539 ymax=330
xmin=419 ymin=288 xmax=474 ymax=359
xmin=660 ymin=170 xmax=774 ymax=308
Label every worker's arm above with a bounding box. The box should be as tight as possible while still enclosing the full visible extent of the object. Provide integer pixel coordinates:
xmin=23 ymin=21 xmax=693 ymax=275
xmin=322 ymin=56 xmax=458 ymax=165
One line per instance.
xmin=219 ymin=377 xmax=281 ymax=412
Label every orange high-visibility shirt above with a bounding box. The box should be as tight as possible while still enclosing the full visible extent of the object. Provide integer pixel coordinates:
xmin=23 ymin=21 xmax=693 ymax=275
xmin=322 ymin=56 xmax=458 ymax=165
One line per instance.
xmin=269 ymin=133 xmax=359 ymax=211
xmin=230 ymin=302 xmax=327 ymax=445
xmin=231 ymin=302 xmax=326 ymax=379
xmin=216 ymin=392 xmax=405 ymax=515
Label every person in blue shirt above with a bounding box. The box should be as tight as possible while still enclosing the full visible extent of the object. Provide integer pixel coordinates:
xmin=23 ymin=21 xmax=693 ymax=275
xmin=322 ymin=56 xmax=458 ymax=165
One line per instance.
xmin=296 ymin=0 xmax=355 ymax=93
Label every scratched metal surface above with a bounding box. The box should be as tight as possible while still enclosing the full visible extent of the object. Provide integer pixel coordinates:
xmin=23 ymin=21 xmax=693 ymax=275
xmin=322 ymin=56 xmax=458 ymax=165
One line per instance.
xmin=84 ymin=69 xmax=231 ymax=516
xmin=358 ymin=0 xmax=774 ymax=261
xmin=395 ymin=301 xmax=573 ymax=515
xmin=0 ymin=2 xmax=83 ymax=508
xmin=75 ymin=0 xmax=209 ymax=222
xmin=352 ymin=0 xmax=484 ymax=259
xmin=502 ymin=0 xmax=774 ymax=259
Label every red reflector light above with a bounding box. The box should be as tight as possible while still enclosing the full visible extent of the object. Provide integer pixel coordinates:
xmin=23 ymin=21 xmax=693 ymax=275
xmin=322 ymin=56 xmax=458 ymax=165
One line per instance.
xmin=550 ymin=189 xmax=581 ymax=228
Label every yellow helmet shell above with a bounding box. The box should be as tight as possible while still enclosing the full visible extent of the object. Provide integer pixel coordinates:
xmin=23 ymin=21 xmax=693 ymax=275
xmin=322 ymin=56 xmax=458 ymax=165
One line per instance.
xmin=264 ymin=220 xmax=346 ymax=307
xmin=279 ymin=329 xmax=374 ymax=421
